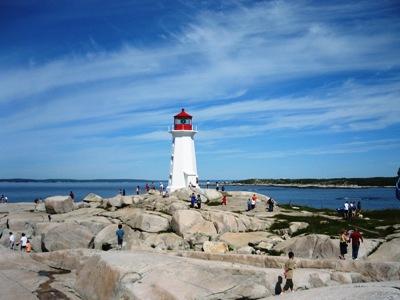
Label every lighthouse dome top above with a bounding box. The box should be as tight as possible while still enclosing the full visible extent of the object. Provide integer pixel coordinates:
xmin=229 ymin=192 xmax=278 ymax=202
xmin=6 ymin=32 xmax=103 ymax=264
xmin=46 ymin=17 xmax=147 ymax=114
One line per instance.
xmin=173 ymin=108 xmax=193 ymax=130
xmin=174 ymin=108 xmax=192 ymax=119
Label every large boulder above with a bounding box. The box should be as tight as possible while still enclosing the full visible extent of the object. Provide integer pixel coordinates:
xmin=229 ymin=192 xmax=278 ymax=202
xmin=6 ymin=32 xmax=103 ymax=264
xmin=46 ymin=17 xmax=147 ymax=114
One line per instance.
xmin=202 ymin=189 xmax=223 ymax=204
xmin=83 ymin=193 xmax=103 ymax=203
xmin=141 ymin=232 xmax=190 ymax=251
xmin=203 ymin=241 xmax=229 ymax=254
xmin=171 ymin=210 xmax=217 ymax=239
xmin=288 ymin=222 xmax=309 ymax=235
xmin=118 ymin=209 xmax=171 ymax=233
xmin=273 ymin=234 xmax=338 ymax=259
xmin=44 ymin=196 xmax=74 ymax=214
xmin=218 ymin=231 xmax=277 ymax=249
xmin=368 ymin=238 xmax=400 ymax=262
xmin=273 ymin=234 xmax=382 ymax=260
xmin=201 ymin=210 xmax=269 ymax=234
xmin=93 ymin=224 xmax=140 ymax=250
xmin=42 ymin=223 xmax=94 ymax=251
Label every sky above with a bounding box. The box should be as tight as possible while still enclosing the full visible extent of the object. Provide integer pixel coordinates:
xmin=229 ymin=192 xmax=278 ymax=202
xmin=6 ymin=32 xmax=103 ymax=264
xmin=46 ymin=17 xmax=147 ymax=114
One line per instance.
xmin=0 ymin=0 xmax=399 ymax=180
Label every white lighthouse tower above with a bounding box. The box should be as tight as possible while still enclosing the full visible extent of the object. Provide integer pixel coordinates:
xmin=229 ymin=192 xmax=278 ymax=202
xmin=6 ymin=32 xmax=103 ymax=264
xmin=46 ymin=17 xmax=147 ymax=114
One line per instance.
xmin=167 ymin=108 xmax=198 ymax=192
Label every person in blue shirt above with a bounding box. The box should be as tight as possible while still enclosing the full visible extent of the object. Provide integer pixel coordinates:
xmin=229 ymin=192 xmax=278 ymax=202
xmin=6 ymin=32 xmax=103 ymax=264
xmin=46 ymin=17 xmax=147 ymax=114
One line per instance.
xmin=190 ymin=193 xmax=196 ymax=208
xmin=116 ymin=224 xmax=125 ymax=250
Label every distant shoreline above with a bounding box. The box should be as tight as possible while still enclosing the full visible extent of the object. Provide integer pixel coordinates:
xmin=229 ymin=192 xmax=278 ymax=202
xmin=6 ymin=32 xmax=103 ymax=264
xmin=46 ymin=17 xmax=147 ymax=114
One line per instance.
xmin=228 ymin=183 xmax=394 ymax=189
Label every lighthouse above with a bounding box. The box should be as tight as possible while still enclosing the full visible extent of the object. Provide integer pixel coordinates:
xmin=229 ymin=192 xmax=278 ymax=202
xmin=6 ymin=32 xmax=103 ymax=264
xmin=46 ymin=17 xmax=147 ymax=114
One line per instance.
xmin=167 ymin=109 xmax=198 ymax=192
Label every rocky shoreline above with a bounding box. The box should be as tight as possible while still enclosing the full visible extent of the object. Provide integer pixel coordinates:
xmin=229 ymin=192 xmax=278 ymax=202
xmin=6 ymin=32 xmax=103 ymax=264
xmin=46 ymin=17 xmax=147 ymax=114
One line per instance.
xmin=0 ymin=188 xmax=399 ymax=299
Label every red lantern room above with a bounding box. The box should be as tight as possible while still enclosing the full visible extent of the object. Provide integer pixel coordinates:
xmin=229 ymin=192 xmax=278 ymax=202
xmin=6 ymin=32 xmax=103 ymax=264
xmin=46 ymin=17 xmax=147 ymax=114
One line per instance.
xmin=174 ymin=108 xmax=193 ymax=130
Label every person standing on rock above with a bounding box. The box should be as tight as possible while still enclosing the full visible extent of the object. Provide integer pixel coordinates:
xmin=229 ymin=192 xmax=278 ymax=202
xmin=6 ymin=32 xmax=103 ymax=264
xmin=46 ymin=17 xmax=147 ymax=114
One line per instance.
xmin=339 ymin=229 xmax=349 ymax=259
xmin=69 ymin=191 xmax=75 ymax=200
xmin=136 ymin=185 xmax=140 ymax=195
xmin=190 ymin=193 xmax=196 ymax=208
xmin=350 ymin=228 xmax=363 ymax=260
xmin=9 ymin=232 xmax=15 ymax=250
xmin=116 ymin=224 xmax=125 ymax=250
xmin=221 ymin=195 xmax=227 ymax=205
xmin=247 ymin=198 xmax=252 ymax=211
xmin=206 ymin=181 xmax=210 ymax=189
xmin=20 ymin=233 xmax=27 ymax=252
xmin=26 ymin=240 xmax=32 ymax=253
xmin=283 ymin=251 xmax=296 ymax=293
xmin=196 ymin=194 xmax=202 ymax=209
xmin=344 ymin=201 xmax=349 ymax=220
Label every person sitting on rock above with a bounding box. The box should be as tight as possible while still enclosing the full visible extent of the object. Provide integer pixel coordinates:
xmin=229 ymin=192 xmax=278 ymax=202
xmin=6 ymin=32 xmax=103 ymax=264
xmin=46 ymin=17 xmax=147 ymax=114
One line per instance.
xmin=275 ymin=275 xmax=283 ymax=295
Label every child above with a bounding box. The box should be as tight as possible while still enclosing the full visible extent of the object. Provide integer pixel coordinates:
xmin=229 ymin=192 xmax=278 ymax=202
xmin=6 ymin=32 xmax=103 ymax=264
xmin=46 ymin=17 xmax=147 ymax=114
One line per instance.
xmin=26 ymin=240 xmax=32 ymax=253
xmin=275 ymin=275 xmax=283 ymax=295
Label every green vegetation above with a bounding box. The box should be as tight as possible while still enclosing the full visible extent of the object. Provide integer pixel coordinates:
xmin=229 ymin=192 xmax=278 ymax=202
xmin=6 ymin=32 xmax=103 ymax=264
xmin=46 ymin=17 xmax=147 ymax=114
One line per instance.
xmin=235 ymin=177 xmax=396 ymax=187
xmin=270 ymin=209 xmax=400 ymax=238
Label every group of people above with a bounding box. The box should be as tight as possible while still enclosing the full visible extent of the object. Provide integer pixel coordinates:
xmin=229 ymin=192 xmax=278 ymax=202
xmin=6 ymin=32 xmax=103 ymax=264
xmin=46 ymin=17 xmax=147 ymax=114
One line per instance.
xmin=0 ymin=194 xmax=8 ymax=203
xmin=246 ymin=194 xmax=258 ymax=211
xmin=339 ymin=228 xmax=364 ymax=260
xmin=8 ymin=232 xmax=32 ymax=253
xmin=342 ymin=200 xmax=361 ymax=220
xmin=275 ymin=251 xmax=296 ymax=295
xmin=189 ymin=193 xmax=202 ymax=209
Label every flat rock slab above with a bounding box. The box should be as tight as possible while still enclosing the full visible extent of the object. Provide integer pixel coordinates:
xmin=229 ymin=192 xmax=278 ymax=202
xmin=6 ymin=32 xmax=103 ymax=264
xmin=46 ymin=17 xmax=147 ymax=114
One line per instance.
xmin=75 ymin=250 xmax=272 ymax=300
xmin=265 ymin=280 xmax=400 ymax=299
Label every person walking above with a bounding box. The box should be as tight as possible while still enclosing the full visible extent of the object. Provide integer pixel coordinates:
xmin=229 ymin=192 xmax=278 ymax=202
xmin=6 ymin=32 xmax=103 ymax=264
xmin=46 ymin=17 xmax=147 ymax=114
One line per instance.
xmin=116 ymin=224 xmax=125 ymax=250
xmin=267 ymin=198 xmax=274 ymax=212
xmin=344 ymin=201 xmax=349 ymax=220
xmin=339 ymin=229 xmax=349 ymax=259
xmin=216 ymin=182 xmax=219 ymax=191
xmin=20 ymin=233 xmax=28 ymax=252
xmin=350 ymin=228 xmax=363 ymax=260
xmin=221 ymin=195 xmax=227 ymax=205
xmin=9 ymin=232 xmax=15 ymax=250
xmin=283 ymin=251 xmax=296 ymax=292
xmin=206 ymin=181 xmax=210 ymax=189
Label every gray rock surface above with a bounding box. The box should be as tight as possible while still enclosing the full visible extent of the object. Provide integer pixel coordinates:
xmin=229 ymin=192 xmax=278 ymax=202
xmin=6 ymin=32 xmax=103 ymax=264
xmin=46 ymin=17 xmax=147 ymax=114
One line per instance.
xmin=44 ymin=196 xmax=74 ymax=214
xmin=42 ymin=223 xmax=94 ymax=251
xmin=171 ymin=209 xmax=217 ymax=238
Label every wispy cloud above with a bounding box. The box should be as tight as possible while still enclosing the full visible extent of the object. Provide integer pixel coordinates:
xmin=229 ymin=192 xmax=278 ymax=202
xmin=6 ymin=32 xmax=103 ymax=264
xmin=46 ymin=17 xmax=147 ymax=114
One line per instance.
xmin=1 ymin=0 xmax=399 ymax=178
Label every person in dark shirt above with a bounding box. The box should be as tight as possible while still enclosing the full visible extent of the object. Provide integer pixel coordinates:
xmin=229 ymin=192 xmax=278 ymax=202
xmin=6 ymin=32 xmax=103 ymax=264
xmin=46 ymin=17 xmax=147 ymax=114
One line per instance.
xmin=69 ymin=191 xmax=75 ymax=200
xmin=350 ymin=228 xmax=363 ymax=259
xmin=275 ymin=275 xmax=283 ymax=295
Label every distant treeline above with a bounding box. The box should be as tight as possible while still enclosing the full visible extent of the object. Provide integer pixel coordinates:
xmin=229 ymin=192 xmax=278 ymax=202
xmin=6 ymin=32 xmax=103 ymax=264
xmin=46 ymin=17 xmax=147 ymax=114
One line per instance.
xmin=234 ymin=177 xmax=397 ymax=187
xmin=0 ymin=179 xmax=148 ymax=183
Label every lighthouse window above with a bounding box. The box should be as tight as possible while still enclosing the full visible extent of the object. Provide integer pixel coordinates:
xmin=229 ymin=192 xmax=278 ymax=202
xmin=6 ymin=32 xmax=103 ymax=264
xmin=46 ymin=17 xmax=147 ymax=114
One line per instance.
xmin=175 ymin=118 xmax=191 ymax=125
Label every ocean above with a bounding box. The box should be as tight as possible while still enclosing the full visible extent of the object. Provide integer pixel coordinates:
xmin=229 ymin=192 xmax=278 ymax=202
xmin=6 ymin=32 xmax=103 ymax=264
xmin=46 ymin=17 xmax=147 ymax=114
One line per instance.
xmin=0 ymin=181 xmax=398 ymax=210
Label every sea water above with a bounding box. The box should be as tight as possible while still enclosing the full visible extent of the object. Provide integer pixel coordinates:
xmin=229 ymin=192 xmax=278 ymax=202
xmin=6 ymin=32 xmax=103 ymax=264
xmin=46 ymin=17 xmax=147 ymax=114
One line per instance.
xmin=0 ymin=181 xmax=398 ymax=210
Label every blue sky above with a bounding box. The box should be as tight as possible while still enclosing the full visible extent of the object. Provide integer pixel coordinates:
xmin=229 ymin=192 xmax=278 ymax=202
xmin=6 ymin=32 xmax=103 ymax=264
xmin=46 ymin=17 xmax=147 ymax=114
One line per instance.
xmin=0 ymin=0 xmax=399 ymax=180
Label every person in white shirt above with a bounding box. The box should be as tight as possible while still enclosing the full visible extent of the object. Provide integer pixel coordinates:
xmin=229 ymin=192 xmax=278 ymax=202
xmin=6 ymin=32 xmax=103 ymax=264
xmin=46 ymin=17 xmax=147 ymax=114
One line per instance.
xmin=20 ymin=233 xmax=27 ymax=251
xmin=9 ymin=232 xmax=15 ymax=250
xmin=344 ymin=201 xmax=349 ymax=219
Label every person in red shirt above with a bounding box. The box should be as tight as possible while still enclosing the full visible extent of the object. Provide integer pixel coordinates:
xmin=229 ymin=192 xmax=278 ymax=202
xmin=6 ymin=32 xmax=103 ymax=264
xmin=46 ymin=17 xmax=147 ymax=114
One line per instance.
xmin=221 ymin=195 xmax=227 ymax=205
xmin=349 ymin=228 xmax=363 ymax=260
